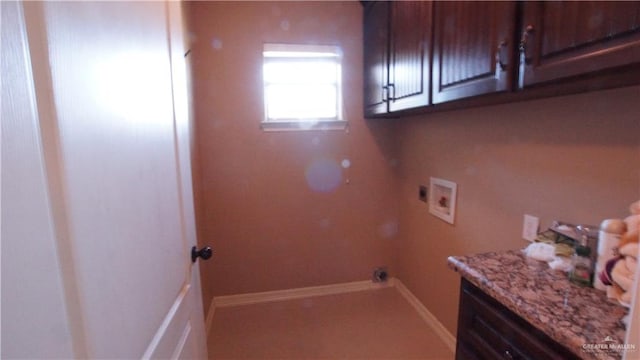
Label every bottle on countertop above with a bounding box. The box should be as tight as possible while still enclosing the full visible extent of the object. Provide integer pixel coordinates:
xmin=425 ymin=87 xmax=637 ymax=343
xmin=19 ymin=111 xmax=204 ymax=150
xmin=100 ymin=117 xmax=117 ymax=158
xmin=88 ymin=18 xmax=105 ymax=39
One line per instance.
xmin=569 ymin=244 xmax=593 ymax=287
xmin=569 ymin=229 xmax=594 ymax=287
xmin=594 ymin=219 xmax=626 ymax=291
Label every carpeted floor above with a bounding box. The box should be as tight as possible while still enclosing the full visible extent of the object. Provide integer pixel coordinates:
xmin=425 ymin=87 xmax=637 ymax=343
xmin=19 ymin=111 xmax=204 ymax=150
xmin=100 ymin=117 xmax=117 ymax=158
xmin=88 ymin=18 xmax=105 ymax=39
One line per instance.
xmin=208 ymin=287 xmax=454 ymax=359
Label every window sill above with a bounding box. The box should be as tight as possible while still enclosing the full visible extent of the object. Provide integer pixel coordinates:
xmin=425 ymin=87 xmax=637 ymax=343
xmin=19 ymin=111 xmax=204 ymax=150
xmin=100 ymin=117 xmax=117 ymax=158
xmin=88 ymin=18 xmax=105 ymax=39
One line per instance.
xmin=260 ymin=120 xmax=348 ymax=132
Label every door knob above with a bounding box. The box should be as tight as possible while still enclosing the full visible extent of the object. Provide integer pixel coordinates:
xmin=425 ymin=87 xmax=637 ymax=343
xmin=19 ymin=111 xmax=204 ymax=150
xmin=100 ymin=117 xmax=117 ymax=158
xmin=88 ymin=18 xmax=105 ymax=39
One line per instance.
xmin=191 ymin=246 xmax=212 ymax=263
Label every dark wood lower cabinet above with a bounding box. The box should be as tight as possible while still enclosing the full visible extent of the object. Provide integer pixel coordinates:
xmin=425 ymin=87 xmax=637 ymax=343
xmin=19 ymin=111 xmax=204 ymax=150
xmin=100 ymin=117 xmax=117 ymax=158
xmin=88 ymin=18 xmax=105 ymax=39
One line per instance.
xmin=456 ymin=279 xmax=579 ymax=360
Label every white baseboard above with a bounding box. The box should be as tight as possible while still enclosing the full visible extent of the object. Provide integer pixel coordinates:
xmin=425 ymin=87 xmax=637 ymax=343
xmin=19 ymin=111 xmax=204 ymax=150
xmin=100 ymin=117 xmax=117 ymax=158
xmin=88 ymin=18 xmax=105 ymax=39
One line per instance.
xmin=204 ymin=277 xmax=457 ymax=355
xmin=214 ymin=279 xmax=393 ymax=307
xmin=394 ymin=279 xmax=457 ymax=353
xmin=205 ymin=279 xmax=393 ymax=335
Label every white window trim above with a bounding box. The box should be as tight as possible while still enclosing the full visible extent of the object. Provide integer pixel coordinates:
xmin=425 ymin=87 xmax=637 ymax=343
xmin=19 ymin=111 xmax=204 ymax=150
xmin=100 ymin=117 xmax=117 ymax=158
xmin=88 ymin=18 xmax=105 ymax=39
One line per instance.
xmin=261 ymin=43 xmax=346 ymax=131
xmin=260 ymin=120 xmax=348 ymax=132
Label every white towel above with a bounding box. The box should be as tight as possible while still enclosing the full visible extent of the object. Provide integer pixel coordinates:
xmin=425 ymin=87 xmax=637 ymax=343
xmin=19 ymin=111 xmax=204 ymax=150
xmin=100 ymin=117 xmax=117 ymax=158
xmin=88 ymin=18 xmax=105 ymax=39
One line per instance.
xmin=523 ymin=242 xmax=556 ymax=262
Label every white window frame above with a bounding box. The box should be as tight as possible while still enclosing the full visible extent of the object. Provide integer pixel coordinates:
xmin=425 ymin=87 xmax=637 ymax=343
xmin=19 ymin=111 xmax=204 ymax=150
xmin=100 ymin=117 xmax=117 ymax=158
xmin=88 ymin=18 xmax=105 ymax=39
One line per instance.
xmin=261 ymin=43 xmax=347 ymax=131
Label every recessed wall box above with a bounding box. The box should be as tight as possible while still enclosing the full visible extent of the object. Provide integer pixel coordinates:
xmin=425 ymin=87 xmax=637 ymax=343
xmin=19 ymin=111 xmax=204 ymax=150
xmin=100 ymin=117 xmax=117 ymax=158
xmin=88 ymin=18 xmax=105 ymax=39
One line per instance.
xmin=429 ymin=177 xmax=457 ymax=224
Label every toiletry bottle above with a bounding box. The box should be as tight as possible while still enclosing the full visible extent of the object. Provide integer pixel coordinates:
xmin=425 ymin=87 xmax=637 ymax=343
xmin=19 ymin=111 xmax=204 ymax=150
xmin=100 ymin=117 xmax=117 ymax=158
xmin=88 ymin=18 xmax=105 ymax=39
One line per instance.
xmin=594 ymin=219 xmax=626 ymax=291
xmin=569 ymin=241 xmax=593 ymax=287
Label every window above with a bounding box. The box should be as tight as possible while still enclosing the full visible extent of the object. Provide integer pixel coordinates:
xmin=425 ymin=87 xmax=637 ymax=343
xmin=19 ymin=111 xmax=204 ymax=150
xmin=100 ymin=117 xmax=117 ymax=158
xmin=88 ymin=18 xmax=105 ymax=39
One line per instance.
xmin=262 ymin=44 xmax=345 ymax=131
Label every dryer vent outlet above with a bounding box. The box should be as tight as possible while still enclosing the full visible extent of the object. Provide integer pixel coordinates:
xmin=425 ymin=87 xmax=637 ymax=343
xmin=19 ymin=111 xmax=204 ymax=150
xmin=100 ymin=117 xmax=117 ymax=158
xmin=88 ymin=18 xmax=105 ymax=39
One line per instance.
xmin=373 ymin=267 xmax=388 ymax=283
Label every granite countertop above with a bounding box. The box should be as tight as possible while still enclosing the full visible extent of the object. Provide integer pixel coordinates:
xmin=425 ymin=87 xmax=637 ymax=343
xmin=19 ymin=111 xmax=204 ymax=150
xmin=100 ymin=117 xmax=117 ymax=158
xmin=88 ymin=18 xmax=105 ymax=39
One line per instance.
xmin=448 ymin=250 xmax=629 ymax=360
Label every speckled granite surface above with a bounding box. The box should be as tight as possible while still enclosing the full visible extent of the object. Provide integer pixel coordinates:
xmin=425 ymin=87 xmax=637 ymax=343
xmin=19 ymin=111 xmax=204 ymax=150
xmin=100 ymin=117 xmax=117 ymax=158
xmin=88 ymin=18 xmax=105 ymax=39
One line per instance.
xmin=448 ymin=250 xmax=630 ymax=360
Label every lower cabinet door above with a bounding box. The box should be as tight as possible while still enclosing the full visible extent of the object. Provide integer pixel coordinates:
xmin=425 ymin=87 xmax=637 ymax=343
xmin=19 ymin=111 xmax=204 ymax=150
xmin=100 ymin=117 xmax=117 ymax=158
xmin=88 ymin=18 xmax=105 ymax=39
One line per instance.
xmin=455 ymin=279 xmax=579 ymax=360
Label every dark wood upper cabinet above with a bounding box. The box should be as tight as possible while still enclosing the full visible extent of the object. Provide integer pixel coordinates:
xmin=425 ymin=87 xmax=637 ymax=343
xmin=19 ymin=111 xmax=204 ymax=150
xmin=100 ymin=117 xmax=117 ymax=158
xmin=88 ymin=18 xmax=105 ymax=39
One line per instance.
xmin=362 ymin=1 xmax=640 ymax=117
xmin=388 ymin=1 xmax=432 ymax=112
xmin=363 ymin=1 xmax=389 ymax=117
xmin=432 ymin=1 xmax=516 ymax=104
xmin=519 ymin=1 xmax=640 ymax=88
xmin=363 ymin=1 xmax=432 ymax=116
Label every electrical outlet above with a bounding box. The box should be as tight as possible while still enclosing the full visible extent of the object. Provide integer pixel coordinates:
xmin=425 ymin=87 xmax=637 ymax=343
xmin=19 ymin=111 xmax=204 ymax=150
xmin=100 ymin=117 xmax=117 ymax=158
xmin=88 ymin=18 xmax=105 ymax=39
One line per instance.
xmin=522 ymin=214 xmax=539 ymax=241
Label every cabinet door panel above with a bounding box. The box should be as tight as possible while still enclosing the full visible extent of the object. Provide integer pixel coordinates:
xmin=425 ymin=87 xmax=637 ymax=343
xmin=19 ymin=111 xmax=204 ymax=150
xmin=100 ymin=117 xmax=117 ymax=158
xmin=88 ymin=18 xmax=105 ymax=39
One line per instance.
xmin=432 ymin=1 xmax=515 ymax=104
xmin=363 ymin=1 xmax=389 ymax=117
xmin=388 ymin=1 xmax=432 ymax=112
xmin=519 ymin=1 xmax=640 ymax=87
xmin=455 ymin=279 xmax=580 ymax=360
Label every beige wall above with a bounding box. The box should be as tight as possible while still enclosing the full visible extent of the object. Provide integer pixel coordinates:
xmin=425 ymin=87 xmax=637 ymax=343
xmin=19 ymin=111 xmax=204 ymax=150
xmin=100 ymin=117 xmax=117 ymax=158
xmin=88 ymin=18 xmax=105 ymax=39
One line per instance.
xmin=396 ymin=85 xmax=640 ymax=335
xmin=186 ymin=1 xmax=400 ymax=316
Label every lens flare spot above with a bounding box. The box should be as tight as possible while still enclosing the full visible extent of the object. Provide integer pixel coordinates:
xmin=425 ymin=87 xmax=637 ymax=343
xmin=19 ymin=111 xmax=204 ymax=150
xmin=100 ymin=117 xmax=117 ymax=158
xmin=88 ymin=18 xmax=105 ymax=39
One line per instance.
xmin=211 ymin=38 xmax=223 ymax=50
xmin=379 ymin=221 xmax=399 ymax=238
xmin=305 ymin=159 xmax=342 ymax=193
xmin=319 ymin=218 xmax=331 ymax=228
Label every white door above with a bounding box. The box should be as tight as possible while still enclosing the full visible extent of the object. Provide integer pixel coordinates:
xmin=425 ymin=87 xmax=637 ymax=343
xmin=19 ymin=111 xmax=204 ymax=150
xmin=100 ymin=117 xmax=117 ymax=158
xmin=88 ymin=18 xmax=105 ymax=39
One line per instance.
xmin=1 ymin=1 xmax=208 ymax=358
